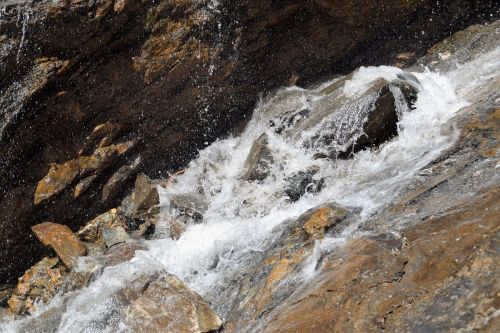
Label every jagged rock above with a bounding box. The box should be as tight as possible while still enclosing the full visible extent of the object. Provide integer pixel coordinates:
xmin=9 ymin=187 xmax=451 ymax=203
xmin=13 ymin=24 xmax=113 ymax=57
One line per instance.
xmin=284 ymin=166 xmax=324 ymax=202
xmin=121 ymin=273 xmax=223 ymax=333
xmin=300 ymin=204 xmax=348 ymax=239
xmin=241 ymin=133 xmax=274 ymax=182
xmin=73 ymin=175 xmax=98 ymax=198
xmin=78 ymin=123 xmax=123 ymax=156
xmin=343 ymin=79 xmax=403 ymax=156
xmin=77 ymin=209 xmax=133 ymax=246
xmin=102 ymin=156 xmax=142 ymax=203
xmin=7 ymin=257 xmax=64 ymax=315
xmin=130 ymin=173 xmax=160 ymax=220
xmin=169 ymin=193 xmax=209 ymax=223
xmin=1 ymin=0 xmax=497 ymax=283
xmin=34 ymin=141 xmax=135 ymax=205
xmin=32 ymin=223 xmax=87 ymax=269
xmin=0 ymin=285 xmax=13 ymax=308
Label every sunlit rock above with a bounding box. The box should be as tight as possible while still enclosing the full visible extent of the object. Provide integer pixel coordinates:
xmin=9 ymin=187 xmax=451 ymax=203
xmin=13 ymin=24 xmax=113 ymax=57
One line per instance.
xmin=7 ymin=257 xmax=64 ymax=315
xmin=121 ymin=273 xmax=223 ymax=333
xmin=77 ymin=208 xmax=133 ymax=246
xmin=34 ymin=141 xmax=135 ymax=205
xmin=32 ymin=223 xmax=87 ymax=269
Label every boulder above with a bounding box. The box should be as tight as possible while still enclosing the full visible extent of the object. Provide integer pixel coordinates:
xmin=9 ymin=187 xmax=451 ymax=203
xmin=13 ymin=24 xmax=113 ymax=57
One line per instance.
xmin=32 ymin=222 xmax=87 ymax=269
xmin=169 ymin=193 xmax=209 ymax=223
xmin=101 ymin=156 xmax=142 ymax=204
xmin=284 ymin=166 xmax=324 ymax=202
xmin=1 ymin=0 xmax=497 ymax=283
xmin=121 ymin=273 xmax=223 ymax=333
xmin=130 ymin=173 xmax=160 ymax=220
xmin=7 ymin=257 xmax=64 ymax=315
xmin=241 ymin=133 xmax=274 ymax=182
xmin=77 ymin=209 xmax=133 ymax=246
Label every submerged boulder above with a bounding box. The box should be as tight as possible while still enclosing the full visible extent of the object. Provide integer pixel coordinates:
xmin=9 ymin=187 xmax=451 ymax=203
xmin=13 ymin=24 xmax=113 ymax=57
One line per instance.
xmin=265 ymin=75 xmax=420 ymax=158
xmin=241 ymin=133 xmax=274 ymax=182
xmin=284 ymin=166 xmax=324 ymax=202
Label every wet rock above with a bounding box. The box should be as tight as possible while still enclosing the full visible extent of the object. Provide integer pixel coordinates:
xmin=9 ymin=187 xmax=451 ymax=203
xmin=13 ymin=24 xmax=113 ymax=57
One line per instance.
xmin=32 ymin=222 xmax=87 ymax=269
xmin=284 ymin=166 xmax=324 ymax=202
xmin=121 ymin=273 xmax=223 ymax=333
xmin=169 ymin=193 xmax=209 ymax=223
xmin=7 ymin=257 xmax=64 ymax=315
xmin=241 ymin=133 xmax=274 ymax=182
xmin=253 ymin=188 xmax=500 ymax=333
xmin=73 ymin=175 xmax=98 ymax=198
xmin=0 ymin=285 xmax=14 ymax=308
xmin=102 ymin=226 xmax=129 ymax=248
xmin=344 ymin=80 xmax=402 ymax=156
xmin=77 ymin=209 xmax=133 ymax=246
xmin=101 ymin=156 xmax=142 ymax=203
xmin=129 ymin=173 xmax=160 ymax=220
xmin=301 ymin=205 xmax=348 ymax=239
xmin=101 ymin=242 xmax=146 ymax=267
xmin=34 ymin=141 xmax=135 ymax=205
xmin=78 ymin=123 xmax=123 ymax=156
xmin=220 ymin=203 xmax=351 ymax=330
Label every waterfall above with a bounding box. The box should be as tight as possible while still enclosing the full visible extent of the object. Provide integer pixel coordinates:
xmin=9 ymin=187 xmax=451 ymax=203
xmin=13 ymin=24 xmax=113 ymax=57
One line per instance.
xmin=1 ymin=38 xmax=498 ymax=333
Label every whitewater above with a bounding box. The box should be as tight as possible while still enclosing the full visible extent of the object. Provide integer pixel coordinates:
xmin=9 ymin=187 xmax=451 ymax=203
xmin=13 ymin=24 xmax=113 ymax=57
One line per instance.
xmin=2 ymin=45 xmax=499 ymax=332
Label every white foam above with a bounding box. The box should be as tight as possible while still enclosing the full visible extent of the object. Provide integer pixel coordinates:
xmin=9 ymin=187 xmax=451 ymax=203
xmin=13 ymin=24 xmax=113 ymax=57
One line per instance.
xmin=2 ymin=46 xmax=499 ymax=333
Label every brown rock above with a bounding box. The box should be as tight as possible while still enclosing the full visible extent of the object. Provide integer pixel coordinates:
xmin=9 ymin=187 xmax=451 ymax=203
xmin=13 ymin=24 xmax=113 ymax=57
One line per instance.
xmin=130 ymin=173 xmax=160 ymax=219
xmin=7 ymin=257 xmax=64 ymax=315
xmin=122 ymin=273 xmax=223 ymax=333
xmin=101 ymin=156 xmax=142 ymax=203
xmin=302 ymin=205 xmax=347 ymax=239
xmin=32 ymin=223 xmax=87 ymax=268
xmin=34 ymin=141 xmax=135 ymax=205
xmin=74 ymin=175 xmax=98 ymax=198
xmin=1 ymin=0 xmax=496 ymax=283
xmin=77 ymin=209 xmax=129 ymax=245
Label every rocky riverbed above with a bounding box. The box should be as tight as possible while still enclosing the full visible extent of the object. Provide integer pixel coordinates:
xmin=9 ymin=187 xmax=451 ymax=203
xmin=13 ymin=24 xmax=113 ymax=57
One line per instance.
xmin=1 ymin=1 xmax=499 ymax=332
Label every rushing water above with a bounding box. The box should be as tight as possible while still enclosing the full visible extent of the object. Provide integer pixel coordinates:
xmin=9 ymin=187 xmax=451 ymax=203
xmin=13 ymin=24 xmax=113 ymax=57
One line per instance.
xmin=2 ymin=45 xmax=499 ymax=332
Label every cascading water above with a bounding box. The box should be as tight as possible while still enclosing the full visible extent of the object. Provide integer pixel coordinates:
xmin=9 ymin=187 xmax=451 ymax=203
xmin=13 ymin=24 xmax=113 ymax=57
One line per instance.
xmin=1 ymin=43 xmax=498 ymax=332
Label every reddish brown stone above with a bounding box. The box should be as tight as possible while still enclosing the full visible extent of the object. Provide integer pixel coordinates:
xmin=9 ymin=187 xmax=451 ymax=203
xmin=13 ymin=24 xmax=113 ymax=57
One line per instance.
xmin=31 ymin=223 xmax=87 ymax=269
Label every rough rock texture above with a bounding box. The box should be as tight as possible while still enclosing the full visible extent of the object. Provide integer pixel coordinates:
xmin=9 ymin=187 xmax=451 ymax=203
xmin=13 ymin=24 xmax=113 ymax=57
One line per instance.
xmin=221 ymin=22 xmax=500 ymax=333
xmin=7 ymin=257 xmax=64 ymax=315
xmin=31 ymin=222 xmax=87 ymax=268
xmin=122 ymin=273 xmax=223 ymax=333
xmin=1 ymin=0 xmax=498 ymax=283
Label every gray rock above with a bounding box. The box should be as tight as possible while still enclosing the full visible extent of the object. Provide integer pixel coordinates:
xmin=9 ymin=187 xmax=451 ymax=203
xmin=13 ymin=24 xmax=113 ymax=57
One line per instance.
xmin=240 ymin=133 xmax=274 ymax=182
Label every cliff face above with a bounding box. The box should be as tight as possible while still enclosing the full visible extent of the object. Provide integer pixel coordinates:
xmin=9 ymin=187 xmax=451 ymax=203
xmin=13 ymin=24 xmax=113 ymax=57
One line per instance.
xmin=0 ymin=0 xmax=498 ymax=283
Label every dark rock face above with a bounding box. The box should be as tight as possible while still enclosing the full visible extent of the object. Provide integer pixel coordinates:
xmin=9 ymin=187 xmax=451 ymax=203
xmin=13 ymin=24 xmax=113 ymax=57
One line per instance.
xmin=0 ymin=0 xmax=498 ymax=283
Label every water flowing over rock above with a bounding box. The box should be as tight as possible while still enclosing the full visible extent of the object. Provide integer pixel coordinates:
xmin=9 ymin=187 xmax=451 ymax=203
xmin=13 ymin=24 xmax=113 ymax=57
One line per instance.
xmin=0 ymin=2 xmax=499 ymax=333
xmin=0 ymin=0 xmax=498 ymax=283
